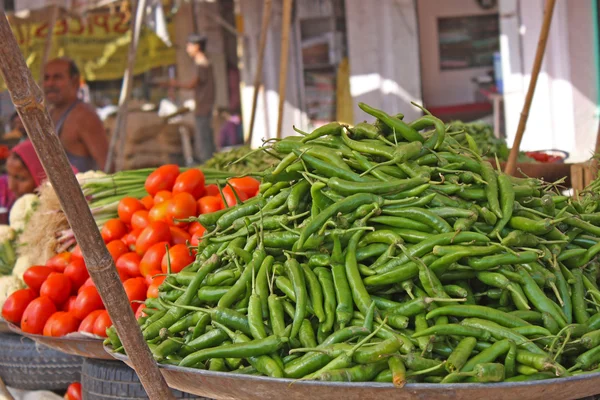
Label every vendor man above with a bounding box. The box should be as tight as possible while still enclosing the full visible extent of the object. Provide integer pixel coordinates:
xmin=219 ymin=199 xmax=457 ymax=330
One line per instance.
xmin=44 ymin=58 xmax=108 ymax=171
xmin=166 ymin=33 xmax=216 ymax=163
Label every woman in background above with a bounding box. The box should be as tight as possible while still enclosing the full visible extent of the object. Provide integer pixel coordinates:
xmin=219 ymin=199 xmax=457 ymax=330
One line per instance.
xmin=0 ymin=140 xmax=76 ymax=224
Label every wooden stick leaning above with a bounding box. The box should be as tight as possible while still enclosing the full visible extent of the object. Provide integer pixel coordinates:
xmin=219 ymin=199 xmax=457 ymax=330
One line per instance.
xmin=105 ymin=0 xmax=147 ymax=173
xmin=275 ymin=0 xmax=293 ymax=140
xmin=505 ymin=0 xmax=556 ymax=176
xmin=0 ymin=12 xmax=175 ymax=400
xmin=247 ymin=0 xmax=273 ymax=145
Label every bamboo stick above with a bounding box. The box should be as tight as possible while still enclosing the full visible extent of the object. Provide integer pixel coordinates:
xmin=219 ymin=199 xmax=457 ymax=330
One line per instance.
xmin=0 ymin=12 xmax=175 ymax=400
xmin=105 ymin=0 xmax=147 ymax=173
xmin=275 ymin=0 xmax=293 ymax=140
xmin=505 ymin=0 xmax=556 ymax=176
xmin=247 ymin=0 xmax=272 ymax=145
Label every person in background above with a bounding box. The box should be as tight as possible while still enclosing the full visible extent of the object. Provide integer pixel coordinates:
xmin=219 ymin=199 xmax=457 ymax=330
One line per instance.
xmin=44 ymin=57 xmax=108 ymax=171
xmin=166 ymin=34 xmax=216 ymax=163
xmin=0 ymin=141 xmax=76 ymax=224
xmin=3 ymin=113 xmax=26 ymax=141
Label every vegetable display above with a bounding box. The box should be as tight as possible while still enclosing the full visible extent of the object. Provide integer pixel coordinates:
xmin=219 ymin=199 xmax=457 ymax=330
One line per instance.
xmin=103 ymin=103 xmax=600 ymax=385
xmin=2 ymin=164 xmax=260 ymax=339
xmin=18 ymin=168 xmax=234 ymax=266
xmin=447 ymin=121 xmax=535 ymax=163
xmin=201 ymin=146 xmax=279 ymax=175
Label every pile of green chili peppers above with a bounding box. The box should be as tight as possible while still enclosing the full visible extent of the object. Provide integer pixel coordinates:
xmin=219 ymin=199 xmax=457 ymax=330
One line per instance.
xmin=107 ymin=102 xmax=600 ymax=385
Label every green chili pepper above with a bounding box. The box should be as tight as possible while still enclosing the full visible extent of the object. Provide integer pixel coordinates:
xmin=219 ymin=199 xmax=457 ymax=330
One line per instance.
xmin=302 ymin=264 xmax=325 ymax=324
xmin=143 ymin=255 xmax=220 ymax=340
xmin=358 ymin=103 xmax=424 ymax=143
xmin=446 ymin=337 xmax=477 ymax=373
xmin=285 ymin=258 xmax=307 ymax=339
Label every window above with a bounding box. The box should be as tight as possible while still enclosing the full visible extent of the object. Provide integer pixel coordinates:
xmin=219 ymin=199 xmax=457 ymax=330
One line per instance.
xmin=438 ymin=14 xmax=500 ymax=70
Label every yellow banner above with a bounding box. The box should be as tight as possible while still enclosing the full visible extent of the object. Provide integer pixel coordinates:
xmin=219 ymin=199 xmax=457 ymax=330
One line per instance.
xmin=6 ymin=12 xmax=176 ymax=83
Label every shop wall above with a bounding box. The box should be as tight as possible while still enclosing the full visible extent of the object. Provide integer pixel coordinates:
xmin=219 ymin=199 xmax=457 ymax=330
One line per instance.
xmin=567 ymin=2 xmax=598 ymax=162
xmin=239 ymin=0 xmax=305 ymax=148
xmin=345 ymin=0 xmax=422 ymax=122
xmin=417 ymin=0 xmax=498 ymax=108
xmin=499 ymin=0 xmax=596 ymax=162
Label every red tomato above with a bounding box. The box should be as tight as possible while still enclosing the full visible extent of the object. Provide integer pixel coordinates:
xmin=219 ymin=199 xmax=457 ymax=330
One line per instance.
xmin=64 ymin=259 xmax=89 ymax=291
xmin=23 ymin=266 xmax=53 ymax=293
xmin=153 ymin=191 xmax=173 ymax=205
xmin=229 ymin=177 xmax=260 ymax=198
xmin=131 ymin=210 xmax=150 ymax=231
xmin=146 ymin=275 xmax=166 ymax=299
xmin=116 ymin=252 xmax=142 ymax=278
xmin=46 ymin=252 xmax=72 ymax=273
xmin=204 ymin=184 xmax=219 ymax=196
xmin=62 ymin=296 xmax=77 ymax=312
xmin=188 ymin=221 xmax=204 ymax=236
xmin=92 ymin=310 xmax=112 ymax=337
xmin=118 ymin=197 xmax=145 ymax=224
xmin=222 ymin=185 xmax=249 ymax=208
xmin=148 ymin=201 xmax=170 ymax=224
xmin=136 ymin=222 xmax=171 ymax=256
xmin=139 ymin=242 xmax=169 ymax=277
xmin=145 ymin=165 xmax=180 ymax=196
xmin=123 ymin=277 xmax=147 ymax=310
xmin=198 ymin=195 xmax=222 ymax=215
xmin=78 ymin=309 xmax=105 ymax=334
xmin=116 ymin=269 xmax=129 ymax=282
xmin=106 ymin=240 xmax=128 ymax=262
xmin=43 ymin=311 xmax=80 ymax=337
xmin=21 ymin=296 xmax=57 ymax=334
xmin=71 ymin=245 xmax=83 ymax=261
xmin=140 ymin=195 xmax=154 ymax=210
xmin=167 ymin=192 xmax=197 ymax=226
xmin=73 ymin=287 xmax=104 ymax=320
xmin=2 ymin=288 xmax=37 ymax=324
xmin=66 ymin=382 xmax=82 ymax=400
xmin=190 ymin=231 xmax=204 ymax=247
xmin=122 ymin=228 xmax=143 ymax=251
xmin=40 ymin=273 xmax=72 ymax=306
xmin=144 ymin=270 xmax=162 ymax=286
xmin=78 ymin=277 xmax=95 ymax=294
xmin=170 ymin=226 xmax=191 ymax=245
xmin=173 ymin=169 xmax=206 ymax=199
xmin=161 ymin=244 xmax=194 ymax=274
xmin=134 ymin=303 xmax=147 ymax=319
xmin=101 ymin=219 xmax=128 ymax=243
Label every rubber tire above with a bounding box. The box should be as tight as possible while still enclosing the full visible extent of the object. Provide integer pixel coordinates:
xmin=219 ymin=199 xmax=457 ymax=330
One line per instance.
xmin=0 ymin=332 xmax=83 ymax=391
xmin=82 ymin=358 xmax=208 ymax=399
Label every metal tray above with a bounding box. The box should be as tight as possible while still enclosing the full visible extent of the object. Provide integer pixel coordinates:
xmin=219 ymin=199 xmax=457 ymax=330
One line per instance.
xmin=106 ymin=347 xmax=600 ymax=400
xmin=8 ymin=323 xmax=112 ymax=360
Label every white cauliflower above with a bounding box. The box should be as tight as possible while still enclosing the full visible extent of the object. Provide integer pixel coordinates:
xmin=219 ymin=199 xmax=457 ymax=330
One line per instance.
xmin=0 ymin=225 xmax=15 ymax=242
xmin=9 ymin=193 xmax=38 ymax=232
xmin=0 ymin=275 xmax=24 ymax=308
xmin=12 ymin=255 xmax=31 ymax=281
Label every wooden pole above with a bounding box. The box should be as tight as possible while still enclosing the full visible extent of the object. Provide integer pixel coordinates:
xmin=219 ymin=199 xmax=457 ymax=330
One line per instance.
xmin=39 ymin=5 xmax=59 ymax=87
xmin=275 ymin=0 xmax=293 ymax=140
xmin=0 ymin=11 xmax=175 ymax=400
xmin=246 ymin=0 xmax=272 ymax=145
xmin=505 ymin=0 xmax=556 ymax=176
xmin=105 ymin=0 xmax=147 ymax=173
